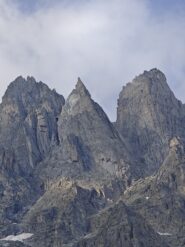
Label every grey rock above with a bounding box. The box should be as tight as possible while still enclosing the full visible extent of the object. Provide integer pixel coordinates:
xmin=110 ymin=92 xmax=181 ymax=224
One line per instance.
xmin=0 ymin=76 xmax=65 ymax=231
xmin=22 ymin=179 xmax=106 ymax=247
xmin=123 ymin=137 xmax=185 ymax=246
xmin=0 ymin=76 xmax=65 ymax=166
xmin=37 ymin=78 xmax=132 ymax=191
xmin=20 ymin=78 xmax=156 ymax=247
xmin=0 ymin=242 xmax=29 ymax=247
xmin=23 ymin=180 xmax=168 ymax=247
xmin=0 ymin=70 xmax=184 ymax=247
xmin=116 ymin=68 xmax=185 ymax=176
xmin=73 ymin=201 xmax=169 ymax=247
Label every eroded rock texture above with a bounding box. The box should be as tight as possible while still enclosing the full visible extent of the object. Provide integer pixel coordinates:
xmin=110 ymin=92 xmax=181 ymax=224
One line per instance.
xmin=0 ymin=70 xmax=185 ymax=247
xmin=116 ymin=69 xmax=185 ymax=176
xmin=0 ymin=76 xmax=65 ymax=233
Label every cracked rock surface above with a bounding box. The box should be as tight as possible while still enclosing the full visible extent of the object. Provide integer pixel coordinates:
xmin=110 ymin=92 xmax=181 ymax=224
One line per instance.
xmin=0 ymin=70 xmax=185 ymax=246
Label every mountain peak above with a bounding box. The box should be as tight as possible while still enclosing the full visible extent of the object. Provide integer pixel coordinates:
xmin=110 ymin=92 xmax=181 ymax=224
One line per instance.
xmin=133 ymin=68 xmax=167 ymax=85
xmin=118 ymin=68 xmax=176 ymax=109
xmin=116 ymin=68 xmax=184 ymax=176
xmin=3 ymin=76 xmax=52 ymax=101
xmin=4 ymin=76 xmax=36 ymax=96
xmin=118 ymin=68 xmax=170 ymax=105
xmin=26 ymin=76 xmax=37 ymax=83
xmin=10 ymin=75 xmax=37 ymax=86
xmin=76 ymin=77 xmax=83 ymax=87
xmin=144 ymin=68 xmax=165 ymax=76
xmin=75 ymin=77 xmax=91 ymax=97
xmin=1 ymin=76 xmax=65 ymax=118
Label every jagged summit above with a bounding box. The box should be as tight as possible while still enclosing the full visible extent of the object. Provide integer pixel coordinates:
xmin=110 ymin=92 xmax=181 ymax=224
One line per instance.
xmin=1 ymin=74 xmax=61 ymax=102
xmin=123 ymin=68 xmax=169 ymax=92
xmin=6 ymin=75 xmax=36 ymax=88
xmin=3 ymin=76 xmax=46 ymax=102
xmin=63 ymin=78 xmax=92 ymax=116
xmin=48 ymin=74 xmax=132 ymax=183
xmin=0 ymin=69 xmax=185 ymax=247
xmin=132 ymin=68 xmax=170 ymax=92
xmin=3 ymin=75 xmax=61 ymax=99
xmin=116 ymin=68 xmax=185 ymax=176
xmin=76 ymin=77 xmax=85 ymax=89
xmin=136 ymin=68 xmax=166 ymax=80
xmin=0 ymin=75 xmax=65 ymax=164
xmin=2 ymin=76 xmax=65 ymax=115
xmin=74 ymin=77 xmax=91 ymax=97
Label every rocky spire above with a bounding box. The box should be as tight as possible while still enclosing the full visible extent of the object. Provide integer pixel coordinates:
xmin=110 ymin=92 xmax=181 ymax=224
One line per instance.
xmin=75 ymin=77 xmax=91 ymax=97
xmin=0 ymin=76 xmax=65 ymax=227
xmin=1 ymin=69 xmax=184 ymax=247
xmin=116 ymin=68 xmax=185 ymax=176
xmin=45 ymin=78 xmax=132 ymax=184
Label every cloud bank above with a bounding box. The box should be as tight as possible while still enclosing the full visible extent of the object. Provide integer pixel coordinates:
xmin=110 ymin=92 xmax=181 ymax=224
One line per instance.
xmin=0 ymin=0 xmax=185 ymax=119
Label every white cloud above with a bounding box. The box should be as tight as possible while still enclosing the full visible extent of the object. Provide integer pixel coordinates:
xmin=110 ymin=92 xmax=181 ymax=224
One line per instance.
xmin=0 ymin=0 xmax=185 ymax=120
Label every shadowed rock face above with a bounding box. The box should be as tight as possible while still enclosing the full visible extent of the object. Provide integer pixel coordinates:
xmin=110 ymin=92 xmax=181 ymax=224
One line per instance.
xmin=116 ymin=69 xmax=185 ymax=177
xmin=0 ymin=70 xmax=185 ymax=247
xmin=73 ymin=201 xmax=169 ymax=247
xmin=0 ymin=76 xmax=65 ymax=230
xmin=22 ymin=179 xmax=107 ymax=247
xmin=22 ymin=179 xmax=169 ymax=247
xmin=123 ymin=137 xmax=185 ymax=246
xmin=37 ymin=78 xmax=132 ymax=193
xmin=0 ymin=76 xmax=65 ymax=168
xmin=58 ymin=78 xmax=130 ymax=176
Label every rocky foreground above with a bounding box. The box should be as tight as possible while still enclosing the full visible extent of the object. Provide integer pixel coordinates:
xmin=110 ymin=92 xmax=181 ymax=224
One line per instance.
xmin=0 ymin=69 xmax=184 ymax=246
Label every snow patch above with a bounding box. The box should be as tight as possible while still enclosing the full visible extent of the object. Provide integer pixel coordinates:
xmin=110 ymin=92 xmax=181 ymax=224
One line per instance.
xmin=0 ymin=233 xmax=33 ymax=242
xmin=157 ymin=232 xmax=172 ymax=236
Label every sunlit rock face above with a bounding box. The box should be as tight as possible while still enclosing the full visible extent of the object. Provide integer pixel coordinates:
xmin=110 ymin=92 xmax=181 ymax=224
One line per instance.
xmin=116 ymin=68 xmax=185 ymax=177
xmin=58 ymin=77 xmax=131 ymax=177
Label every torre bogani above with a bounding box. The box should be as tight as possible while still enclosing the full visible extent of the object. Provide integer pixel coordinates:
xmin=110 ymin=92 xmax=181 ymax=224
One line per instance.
xmin=0 ymin=69 xmax=184 ymax=247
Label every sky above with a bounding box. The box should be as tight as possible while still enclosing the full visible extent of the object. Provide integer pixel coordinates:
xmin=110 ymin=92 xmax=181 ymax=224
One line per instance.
xmin=0 ymin=0 xmax=185 ymax=120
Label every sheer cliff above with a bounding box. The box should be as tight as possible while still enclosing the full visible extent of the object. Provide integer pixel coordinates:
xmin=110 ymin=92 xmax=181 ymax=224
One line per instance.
xmin=0 ymin=70 xmax=184 ymax=247
xmin=116 ymin=69 xmax=185 ymax=176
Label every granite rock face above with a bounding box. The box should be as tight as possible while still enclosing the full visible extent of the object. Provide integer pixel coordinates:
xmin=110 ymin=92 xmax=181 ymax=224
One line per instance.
xmin=74 ymin=201 xmax=169 ymax=247
xmin=116 ymin=69 xmax=185 ymax=176
xmin=0 ymin=76 xmax=65 ymax=231
xmin=23 ymin=79 xmax=135 ymax=247
xmin=22 ymin=179 xmax=107 ymax=247
xmin=58 ymin=78 xmax=130 ymax=177
xmin=0 ymin=70 xmax=185 ymax=247
xmin=22 ymin=179 xmax=168 ymax=247
xmin=37 ymin=78 xmax=132 ymax=194
xmin=123 ymin=137 xmax=185 ymax=246
xmin=0 ymin=76 xmax=65 ymax=167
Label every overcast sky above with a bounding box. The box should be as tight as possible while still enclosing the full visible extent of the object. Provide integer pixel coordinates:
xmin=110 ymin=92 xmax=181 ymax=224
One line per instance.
xmin=0 ymin=0 xmax=185 ymax=120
